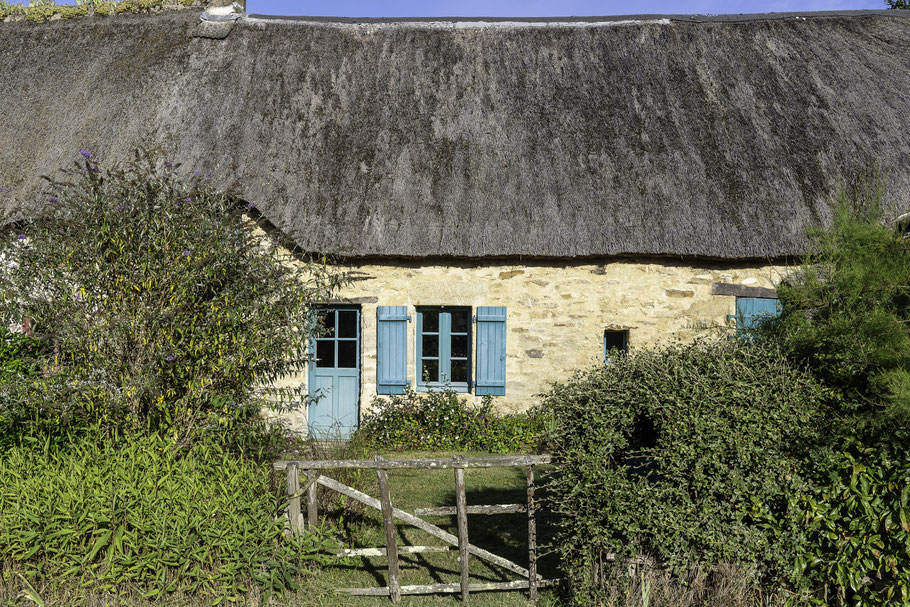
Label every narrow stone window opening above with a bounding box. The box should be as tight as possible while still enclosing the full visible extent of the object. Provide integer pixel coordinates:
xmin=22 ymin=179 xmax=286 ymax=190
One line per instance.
xmin=603 ymin=329 xmax=629 ymax=363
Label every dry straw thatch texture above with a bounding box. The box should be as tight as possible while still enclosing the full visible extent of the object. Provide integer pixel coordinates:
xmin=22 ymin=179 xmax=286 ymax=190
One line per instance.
xmin=1 ymin=10 xmax=909 ymax=259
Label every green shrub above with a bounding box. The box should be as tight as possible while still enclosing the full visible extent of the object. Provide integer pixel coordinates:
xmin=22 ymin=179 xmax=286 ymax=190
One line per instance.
xmin=748 ymin=187 xmax=910 ymax=605
xmin=0 ymin=328 xmax=65 ymax=451
xmin=354 ymin=388 xmax=549 ymax=454
xmin=0 ymin=148 xmax=345 ymax=444
xmin=786 ymin=435 xmax=910 ymax=605
xmin=759 ymin=191 xmax=910 ymax=420
xmin=0 ymin=431 xmax=335 ymax=601
xmin=0 ymin=327 xmax=49 ymax=381
xmin=543 ymin=339 xmax=825 ymax=605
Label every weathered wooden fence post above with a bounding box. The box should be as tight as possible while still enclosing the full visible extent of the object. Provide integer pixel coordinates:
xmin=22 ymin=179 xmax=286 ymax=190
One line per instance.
xmin=376 ymin=455 xmax=402 ymax=603
xmin=454 ymin=456 xmax=470 ymax=602
xmin=306 ymin=469 xmax=318 ymax=530
xmin=286 ymin=462 xmax=302 ymax=536
xmin=527 ymin=465 xmax=537 ymax=601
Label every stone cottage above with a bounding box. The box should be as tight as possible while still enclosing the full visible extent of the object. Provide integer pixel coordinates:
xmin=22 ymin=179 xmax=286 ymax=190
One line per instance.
xmin=1 ymin=6 xmax=909 ymax=435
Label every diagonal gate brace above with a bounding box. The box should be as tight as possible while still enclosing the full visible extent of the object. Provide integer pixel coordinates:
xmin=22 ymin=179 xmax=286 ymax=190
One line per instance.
xmin=313 ymin=474 xmax=540 ymax=581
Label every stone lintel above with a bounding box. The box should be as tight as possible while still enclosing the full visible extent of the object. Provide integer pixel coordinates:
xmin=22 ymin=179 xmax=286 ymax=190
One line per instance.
xmin=711 ymin=282 xmax=778 ymax=299
xmin=328 ymin=297 xmax=378 ymax=304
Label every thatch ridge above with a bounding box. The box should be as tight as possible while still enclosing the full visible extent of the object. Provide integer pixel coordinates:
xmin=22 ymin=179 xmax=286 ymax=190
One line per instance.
xmin=245 ymin=9 xmax=908 ymax=24
xmin=1 ymin=10 xmax=909 ymax=259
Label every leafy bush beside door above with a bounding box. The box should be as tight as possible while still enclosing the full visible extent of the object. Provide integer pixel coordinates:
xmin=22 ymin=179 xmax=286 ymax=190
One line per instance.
xmin=0 ymin=148 xmax=346 ymax=444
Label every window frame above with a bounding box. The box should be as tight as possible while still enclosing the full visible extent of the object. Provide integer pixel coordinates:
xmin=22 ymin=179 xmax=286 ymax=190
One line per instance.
xmin=311 ymin=306 xmax=361 ymax=371
xmin=603 ymin=329 xmax=629 ymax=364
xmin=415 ymin=306 xmax=472 ymax=393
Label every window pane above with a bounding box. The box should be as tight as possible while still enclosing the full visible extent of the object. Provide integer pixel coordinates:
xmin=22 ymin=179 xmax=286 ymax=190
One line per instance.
xmin=319 ymin=310 xmax=335 ymax=338
xmin=422 ymin=310 xmax=439 ymax=333
xmin=451 ymin=334 xmax=468 ymax=358
xmin=450 ymin=359 xmax=468 ymax=383
xmin=422 ymin=334 xmax=439 ymax=357
xmin=315 ymin=340 xmax=335 ymax=368
xmin=421 ymin=359 xmax=439 ymax=383
xmin=337 ymin=310 xmax=357 ymax=338
xmin=450 ymin=309 xmax=469 ymax=333
xmin=337 ymin=340 xmax=357 ymax=368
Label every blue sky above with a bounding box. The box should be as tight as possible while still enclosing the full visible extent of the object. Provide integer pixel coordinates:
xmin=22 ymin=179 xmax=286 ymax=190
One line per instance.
xmin=248 ymin=0 xmax=886 ymax=17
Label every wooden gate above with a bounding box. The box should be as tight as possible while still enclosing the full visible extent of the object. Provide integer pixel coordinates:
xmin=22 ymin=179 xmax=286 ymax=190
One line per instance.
xmin=273 ymin=454 xmax=557 ymax=603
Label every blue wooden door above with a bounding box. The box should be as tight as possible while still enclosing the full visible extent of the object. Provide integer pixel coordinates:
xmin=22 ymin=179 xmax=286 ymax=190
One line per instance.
xmin=308 ymin=308 xmax=360 ymax=438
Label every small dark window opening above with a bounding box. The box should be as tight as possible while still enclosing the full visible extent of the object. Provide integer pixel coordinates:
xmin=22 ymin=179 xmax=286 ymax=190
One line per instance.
xmin=603 ymin=329 xmax=629 ymax=363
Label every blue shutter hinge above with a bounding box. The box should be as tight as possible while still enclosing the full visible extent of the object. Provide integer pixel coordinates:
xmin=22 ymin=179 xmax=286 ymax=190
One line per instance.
xmin=472 ymin=315 xmax=476 ymax=324
xmin=408 ymin=315 xmax=412 ymax=323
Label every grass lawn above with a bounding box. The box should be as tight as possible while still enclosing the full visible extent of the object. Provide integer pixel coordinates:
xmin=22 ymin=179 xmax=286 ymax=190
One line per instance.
xmin=290 ymin=450 xmax=561 ymax=607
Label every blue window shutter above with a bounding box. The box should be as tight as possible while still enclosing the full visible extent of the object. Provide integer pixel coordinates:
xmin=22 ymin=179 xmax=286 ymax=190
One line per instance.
xmin=377 ymin=306 xmax=408 ymax=395
xmin=475 ymin=306 xmax=506 ymax=396
xmin=735 ymin=297 xmax=781 ymax=331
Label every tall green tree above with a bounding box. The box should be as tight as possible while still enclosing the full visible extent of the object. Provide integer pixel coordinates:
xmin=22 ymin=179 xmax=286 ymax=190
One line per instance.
xmin=761 ymin=188 xmax=910 ymax=422
xmin=887 ymin=1 xmax=909 ymax=9
xmin=0 ymin=149 xmax=345 ymax=441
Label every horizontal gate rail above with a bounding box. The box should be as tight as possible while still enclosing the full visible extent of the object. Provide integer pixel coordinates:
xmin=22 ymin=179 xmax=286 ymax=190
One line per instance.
xmin=338 ymin=579 xmax=560 ymax=597
xmin=330 ymin=545 xmax=452 ymax=557
xmin=274 ymin=454 xmax=550 ymax=471
xmin=415 ymin=504 xmax=526 ymax=516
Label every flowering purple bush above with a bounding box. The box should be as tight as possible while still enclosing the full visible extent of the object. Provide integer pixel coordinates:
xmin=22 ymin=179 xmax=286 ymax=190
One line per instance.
xmin=0 ymin=148 xmax=347 ymax=443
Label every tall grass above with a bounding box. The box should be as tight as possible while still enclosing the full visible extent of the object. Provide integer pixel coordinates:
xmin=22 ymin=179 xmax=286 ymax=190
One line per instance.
xmin=0 ymin=432 xmax=334 ymax=602
xmin=594 ymin=562 xmax=804 ymax=607
xmin=293 ymin=436 xmax=377 ymax=519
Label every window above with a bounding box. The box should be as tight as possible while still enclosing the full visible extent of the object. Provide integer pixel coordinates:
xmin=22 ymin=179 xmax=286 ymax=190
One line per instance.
xmin=314 ymin=308 xmax=359 ymax=369
xmin=416 ymin=307 xmax=471 ymax=391
xmin=603 ymin=329 xmax=629 ymax=363
xmin=376 ymin=304 xmax=506 ymax=396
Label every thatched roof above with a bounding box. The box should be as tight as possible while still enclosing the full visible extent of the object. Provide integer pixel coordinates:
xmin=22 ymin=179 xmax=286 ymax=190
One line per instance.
xmin=1 ymin=10 xmax=909 ymax=260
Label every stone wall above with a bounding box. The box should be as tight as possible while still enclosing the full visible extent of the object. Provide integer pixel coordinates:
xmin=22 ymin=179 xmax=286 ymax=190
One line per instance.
xmin=272 ymin=257 xmax=789 ymax=433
